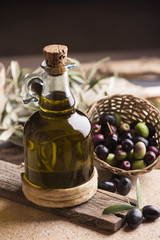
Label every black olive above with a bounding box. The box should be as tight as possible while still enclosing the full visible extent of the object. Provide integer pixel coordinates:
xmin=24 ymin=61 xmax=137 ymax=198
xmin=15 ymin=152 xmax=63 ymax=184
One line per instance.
xmin=98 ymin=181 xmax=116 ymax=193
xmin=126 ymin=208 xmax=143 ymax=229
xmin=120 ymin=132 xmax=133 ymax=141
xmin=110 ymin=174 xmax=121 ymax=188
xmin=94 ymin=145 xmax=109 ymax=160
xmin=147 ymin=137 xmax=157 ymax=146
xmin=99 ymin=114 xmax=116 ymax=127
xmin=117 ymin=177 xmax=132 ymax=196
xmin=142 ymin=205 xmax=160 ymax=220
xmin=133 ymin=136 xmax=149 ymax=148
xmin=146 ymin=123 xmax=156 ymax=137
xmin=130 ymin=120 xmax=139 ymax=129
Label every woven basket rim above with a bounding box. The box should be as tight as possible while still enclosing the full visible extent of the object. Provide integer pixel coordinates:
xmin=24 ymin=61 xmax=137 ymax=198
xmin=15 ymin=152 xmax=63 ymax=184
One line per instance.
xmin=94 ymin=153 xmax=160 ymax=177
xmin=87 ymin=94 xmax=160 ymax=177
xmin=86 ymin=94 xmax=160 ymax=116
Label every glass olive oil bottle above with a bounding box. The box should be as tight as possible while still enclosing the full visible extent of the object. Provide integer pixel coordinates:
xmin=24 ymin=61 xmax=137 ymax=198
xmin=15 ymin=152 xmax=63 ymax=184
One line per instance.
xmin=23 ymin=45 xmax=93 ymax=189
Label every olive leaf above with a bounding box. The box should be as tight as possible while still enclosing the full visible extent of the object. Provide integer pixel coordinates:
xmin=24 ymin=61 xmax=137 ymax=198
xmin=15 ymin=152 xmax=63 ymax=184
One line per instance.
xmin=11 ymin=61 xmax=21 ymax=83
xmin=70 ymin=75 xmax=84 ymax=84
xmin=136 ymin=177 xmax=142 ymax=209
xmin=0 ymin=56 xmax=114 ymax=145
xmin=87 ymin=56 xmax=110 ymax=82
xmin=103 ymin=204 xmax=135 ymax=215
xmin=0 ymin=128 xmax=15 ymax=141
xmin=103 ymin=178 xmax=143 ymax=216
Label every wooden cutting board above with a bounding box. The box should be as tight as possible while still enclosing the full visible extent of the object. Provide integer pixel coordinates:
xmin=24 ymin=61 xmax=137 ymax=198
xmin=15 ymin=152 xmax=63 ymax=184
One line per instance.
xmin=0 ymin=145 xmax=136 ymax=233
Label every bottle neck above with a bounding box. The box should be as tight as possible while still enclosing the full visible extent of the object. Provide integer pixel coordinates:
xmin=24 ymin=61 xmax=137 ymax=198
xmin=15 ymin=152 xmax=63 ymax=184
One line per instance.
xmin=39 ymin=70 xmax=75 ymax=115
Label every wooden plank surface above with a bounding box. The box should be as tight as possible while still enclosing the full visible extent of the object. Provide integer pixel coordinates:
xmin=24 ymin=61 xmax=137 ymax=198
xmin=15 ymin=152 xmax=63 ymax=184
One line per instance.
xmin=0 ymin=158 xmax=136 ymax=232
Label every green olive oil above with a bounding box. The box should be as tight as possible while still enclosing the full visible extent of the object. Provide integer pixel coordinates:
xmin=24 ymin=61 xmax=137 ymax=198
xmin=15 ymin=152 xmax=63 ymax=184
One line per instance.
xmin=24 ymin=91 xmax=93 ymax=189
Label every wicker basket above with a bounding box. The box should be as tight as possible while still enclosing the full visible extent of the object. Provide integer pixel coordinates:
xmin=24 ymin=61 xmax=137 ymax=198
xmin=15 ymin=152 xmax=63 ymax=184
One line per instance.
xmin=86 ymin=94 xmax=160 ymax=177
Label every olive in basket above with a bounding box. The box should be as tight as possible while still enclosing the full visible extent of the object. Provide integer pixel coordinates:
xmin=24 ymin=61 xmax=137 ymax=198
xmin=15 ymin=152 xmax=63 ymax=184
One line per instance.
xmin=92 ymin=113 xmax=159 ymax=171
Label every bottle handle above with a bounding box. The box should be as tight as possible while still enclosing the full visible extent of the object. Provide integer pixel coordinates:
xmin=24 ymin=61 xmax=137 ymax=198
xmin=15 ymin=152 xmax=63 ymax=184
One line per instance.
xmin=22 ymin=74 xmax=44 ymax=104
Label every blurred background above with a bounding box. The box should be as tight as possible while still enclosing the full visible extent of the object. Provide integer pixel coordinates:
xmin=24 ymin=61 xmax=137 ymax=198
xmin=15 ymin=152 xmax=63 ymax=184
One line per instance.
xmin=1 ymin=0 xmax=160 ymax=62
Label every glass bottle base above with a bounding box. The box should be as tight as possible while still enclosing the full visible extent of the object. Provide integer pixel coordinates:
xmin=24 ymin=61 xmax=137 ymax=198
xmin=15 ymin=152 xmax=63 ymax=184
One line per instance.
xmin=21 ymin=167 xmax=98 ymax=208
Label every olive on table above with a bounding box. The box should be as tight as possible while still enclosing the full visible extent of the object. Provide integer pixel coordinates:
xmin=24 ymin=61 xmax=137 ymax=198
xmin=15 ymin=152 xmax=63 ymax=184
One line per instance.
xmin=110 ymin=174 xmax=121 ymax=188
xmin=126 ymin=208 xmax=143 ymax=229
xmin=142 ymin=205 xmax=160 ymax=220
xmin=117 ymin=177 xmax=132 ymax=196
xmin=98 ymin=181 xmax=116 ymax=193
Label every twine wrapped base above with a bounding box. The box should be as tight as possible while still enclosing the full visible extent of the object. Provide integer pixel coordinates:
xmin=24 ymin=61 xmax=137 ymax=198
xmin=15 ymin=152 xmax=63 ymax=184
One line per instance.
xmin=21 ymin=167 xmax=98 ymax=208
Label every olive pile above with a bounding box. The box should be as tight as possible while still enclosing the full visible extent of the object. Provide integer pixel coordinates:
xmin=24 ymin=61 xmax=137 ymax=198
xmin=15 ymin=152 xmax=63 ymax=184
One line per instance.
xmin=126 ymin=205 xmax=160 ymax=229
xmin=92 ymin=113 xmax=159 ymax=170
xmin=99 ymin=174 xmax=132 ymax=196
xmin=100 ymin=174 xmax=160 ymax=229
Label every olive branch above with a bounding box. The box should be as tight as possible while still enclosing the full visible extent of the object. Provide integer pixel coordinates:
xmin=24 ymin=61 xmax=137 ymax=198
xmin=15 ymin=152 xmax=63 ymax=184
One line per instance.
xmin=0 ymin=57 xmax=113 ymax=145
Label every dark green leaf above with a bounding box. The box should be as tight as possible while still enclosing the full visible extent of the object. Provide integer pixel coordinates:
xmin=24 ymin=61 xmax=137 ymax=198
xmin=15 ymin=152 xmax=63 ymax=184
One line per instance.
xmin=1 ymin=107 xmax=7 ymax=123
xmin=103 ymin=204 xmax=135 ymax=215
xmin=92 ymin=87 xmax=98 ymax=94
xmin=87 ymin=76 xmax=110 ymax=90
xmin=87 ymin=79 xmax=99 ymax=90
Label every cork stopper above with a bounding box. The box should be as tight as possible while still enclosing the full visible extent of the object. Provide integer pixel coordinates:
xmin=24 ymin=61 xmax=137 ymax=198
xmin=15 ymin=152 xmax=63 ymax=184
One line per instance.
xmin=43 ymin=44 xmax=68 ymax=68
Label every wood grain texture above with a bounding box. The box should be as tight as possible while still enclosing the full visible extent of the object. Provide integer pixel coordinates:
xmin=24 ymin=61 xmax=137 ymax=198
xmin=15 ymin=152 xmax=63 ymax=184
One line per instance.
xmin=0 ymin=159 xmax=136 ymax=232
